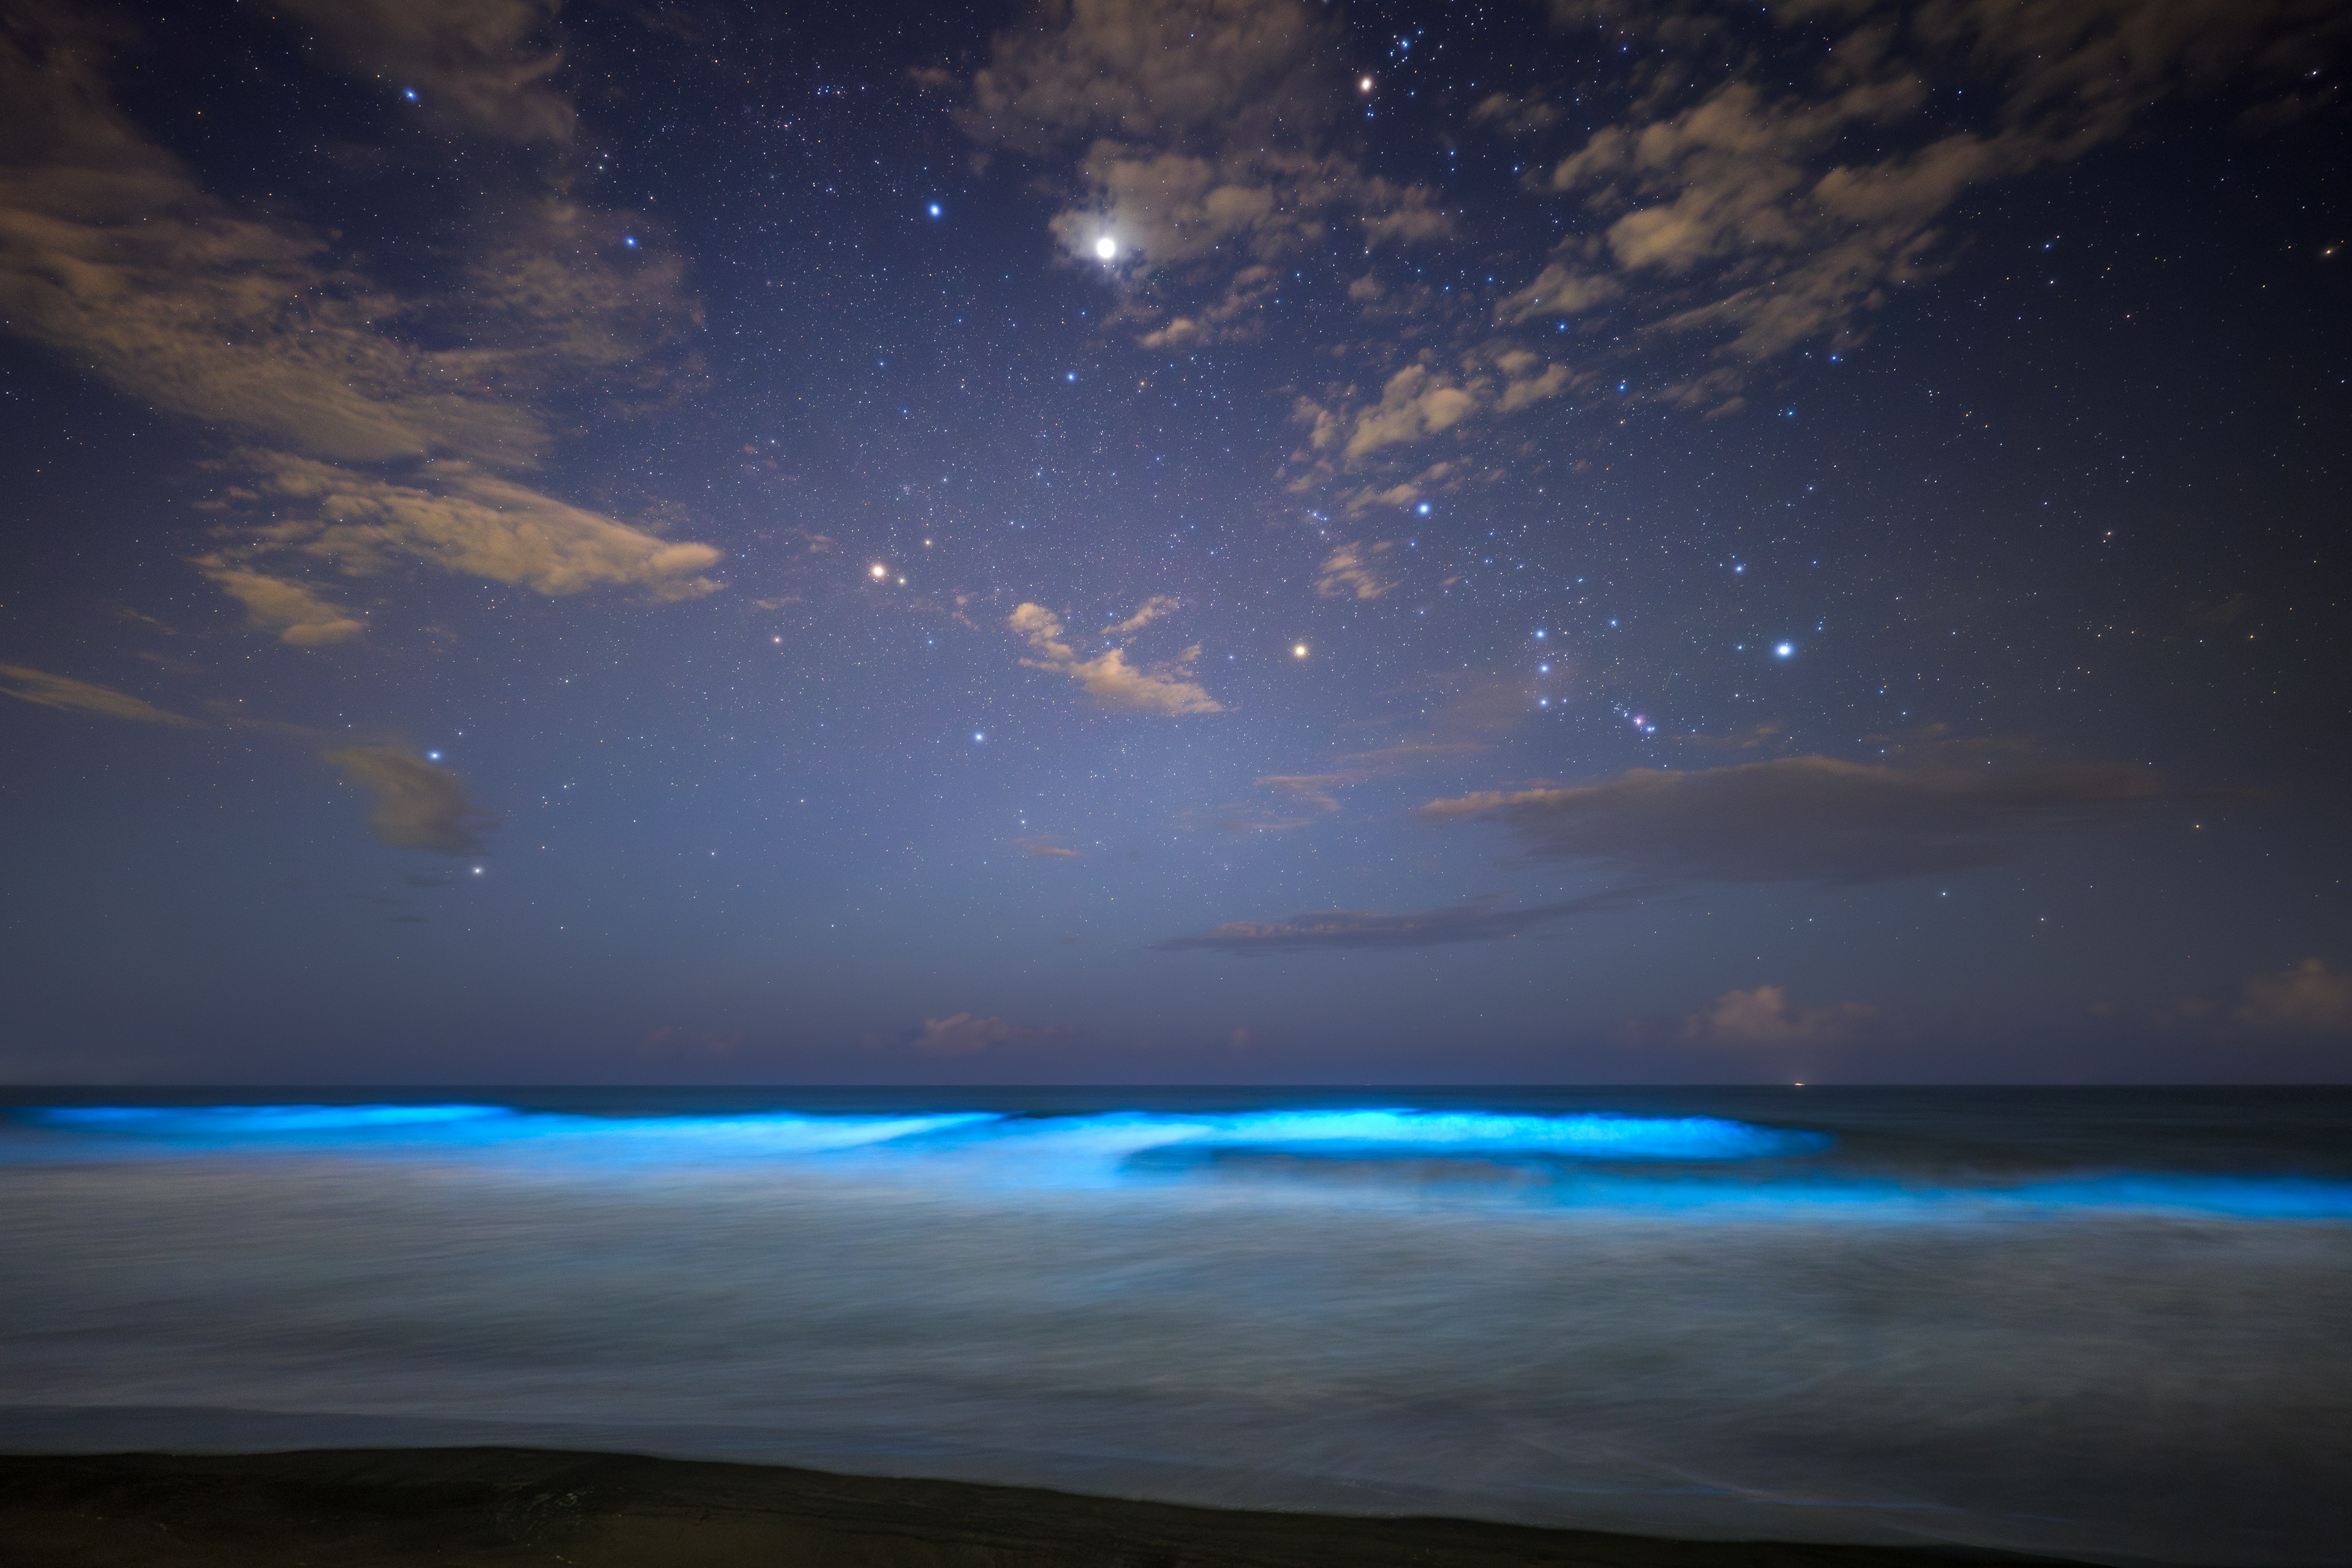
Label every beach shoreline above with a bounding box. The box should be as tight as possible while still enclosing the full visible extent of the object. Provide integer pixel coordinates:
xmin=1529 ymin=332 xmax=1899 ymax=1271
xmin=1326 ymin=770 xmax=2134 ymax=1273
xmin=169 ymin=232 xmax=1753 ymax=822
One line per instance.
xmin=0 ymin=1446 xmax=2097 ymax=1567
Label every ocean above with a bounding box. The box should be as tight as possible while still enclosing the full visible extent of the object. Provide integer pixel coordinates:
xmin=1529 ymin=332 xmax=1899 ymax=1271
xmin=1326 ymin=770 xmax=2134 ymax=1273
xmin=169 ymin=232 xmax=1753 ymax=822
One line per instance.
xmin=2 ymin=1087 xmax=2346 ymax=1565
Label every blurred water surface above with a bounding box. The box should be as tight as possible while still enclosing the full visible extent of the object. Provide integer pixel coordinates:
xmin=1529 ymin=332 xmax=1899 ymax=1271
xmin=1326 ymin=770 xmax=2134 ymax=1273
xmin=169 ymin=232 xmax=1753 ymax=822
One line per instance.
xmin=2 ymin=1087 xmax=2347 ymax=1566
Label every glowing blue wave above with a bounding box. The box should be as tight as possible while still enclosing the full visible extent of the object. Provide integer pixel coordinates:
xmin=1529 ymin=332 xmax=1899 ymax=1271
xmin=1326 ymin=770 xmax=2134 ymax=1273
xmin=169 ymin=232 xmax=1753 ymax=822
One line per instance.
xmin=13 ymin=1104 xmax=2351 ymax=1219
xmin=35 ymin=1103 xmax=514 ymax=1131
xmin=17 ymin=1104 xmax=1817 ymax=1162
xmin=1170 ymin=1108 xmax=1823 ymax=1159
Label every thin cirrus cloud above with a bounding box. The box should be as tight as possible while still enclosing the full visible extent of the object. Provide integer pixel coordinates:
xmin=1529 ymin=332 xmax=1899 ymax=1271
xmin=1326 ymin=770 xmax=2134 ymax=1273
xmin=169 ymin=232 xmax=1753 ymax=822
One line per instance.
xmin=1009 ymin=600 xmax=1223 ymax=715
xmin=1420 ymin=755 xmax=2172 ymax=886
xmin=0 ymin=3 xmax=720 ymax=640
xmin=1156 ymin=888 xmax=1654 ymax=953
xmin=0 ymin=664 xmax=201 ymax=728
xmin=321 ymin=746 xmax=497 ymax=856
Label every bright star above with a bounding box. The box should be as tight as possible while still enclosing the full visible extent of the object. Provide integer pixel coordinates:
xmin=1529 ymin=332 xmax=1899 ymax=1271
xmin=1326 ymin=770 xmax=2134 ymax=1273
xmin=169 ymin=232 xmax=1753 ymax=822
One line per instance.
xmin=623 ymin=235 xmax=638 ymax=249
xmin=402 ymin=88 xmax=418 ymax=102
xmin=1095 ymin=236 xmax=1118 ymax=262
xmin=868 ymin=563 xmax=889 ymax=581
xmin=426 ymin=751 xmax=441 ymax=761
xmin=973 ymin=732 xmax=984 ymax=743
xmin=1776 ymin=642 xmax=1795 ymax=657
xmin=1292 ymin=643 xmax=1309 ymax=658
xmin=928 ymin=203 xmax=941 ymax=218
xmin=1415 ymin=501 xmax=1431 ymax=514
xmin=1359 ymin=75 xmax=1374 ymax=92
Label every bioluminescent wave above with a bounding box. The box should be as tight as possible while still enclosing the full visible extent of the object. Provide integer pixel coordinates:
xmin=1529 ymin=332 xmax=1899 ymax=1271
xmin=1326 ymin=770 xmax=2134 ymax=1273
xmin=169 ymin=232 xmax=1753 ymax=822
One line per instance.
xmin=3 ymin=1090 xmax=2347 ymax=1566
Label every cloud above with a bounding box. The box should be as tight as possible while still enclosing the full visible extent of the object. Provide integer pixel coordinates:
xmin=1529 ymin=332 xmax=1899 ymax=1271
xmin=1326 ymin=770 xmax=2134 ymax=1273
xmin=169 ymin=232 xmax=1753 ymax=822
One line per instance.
xmin=1010 ymin=600 xmax=1223 ymax=715
xmin=0 ymin=9 xmax=720 ymax=634
xmin=1104 ymin=594 xmax=1182 ymax=635
xmin=231 ymin=456 xmax=722 ymax=600
xmin=322 ymin=745 xmax=495 ymax=854
xmin=1494 ymin=260 xmax=1624 ymax=326
xmin=1257 ymin=775 xmax=1346 ymax=813
xmin=2160 ymin=959 xmax=2352 ymax=1038
xmin=2233 ymin=958 xmax=2352 ymax=1035
xmin=270 ymin=0 xmax=574 ymax=143
xmin=1422 ymin=755 xmax=2168 ymax=885
xmin=1314 ymin=540 xmax=1401 ymax=600
xmin=1676 ymin=984 xmax=1882 ymax=1047
xmin=1292 ymin=349 xmax=1570 ymax=472
xmin=956 ymin=0 xmax=1449 ymax=336
xmin=0 ymin=26 xmax=537 ymax=467
xmin=912 ymin=1013 xmax=1066 ymax=1057
xmin=198 ymin=564 xmax=367 ymax=645
xmin=1155 ymin=888 xmax=1651 ymax=952
xmin=0 ymin=664 xmax=200 ymax=726
xmin=1490 ymin=0 xmax=2347 ymax=383
xmin=1016 ymin=835 xmax=1086 ymax=858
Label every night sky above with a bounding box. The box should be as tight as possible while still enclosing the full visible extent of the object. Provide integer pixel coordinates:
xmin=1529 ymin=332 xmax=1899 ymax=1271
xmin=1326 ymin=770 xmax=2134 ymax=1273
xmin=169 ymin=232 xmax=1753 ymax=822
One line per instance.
xmin=3 ymin=0 xmax=2348 ymax=1084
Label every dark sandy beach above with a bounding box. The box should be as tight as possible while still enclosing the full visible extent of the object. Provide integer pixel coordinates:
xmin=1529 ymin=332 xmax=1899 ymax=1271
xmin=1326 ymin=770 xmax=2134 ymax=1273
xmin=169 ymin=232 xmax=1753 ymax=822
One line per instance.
xmin=0 ymin=1447 xmax=2096 ymax=1567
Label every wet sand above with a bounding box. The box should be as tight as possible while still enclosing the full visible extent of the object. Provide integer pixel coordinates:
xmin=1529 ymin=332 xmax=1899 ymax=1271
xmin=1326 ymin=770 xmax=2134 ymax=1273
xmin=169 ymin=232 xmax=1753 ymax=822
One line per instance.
xmin=0 ymin=1447 xmax=2092 ymax=1567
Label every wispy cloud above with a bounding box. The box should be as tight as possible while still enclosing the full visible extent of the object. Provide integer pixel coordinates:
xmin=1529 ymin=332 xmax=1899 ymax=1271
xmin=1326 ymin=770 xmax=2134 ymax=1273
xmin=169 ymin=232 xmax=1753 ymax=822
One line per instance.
xmin=1314 ymin=540 xmax=1402 ymax=601
xmin=1016 ymin=835 xmax=1087 ymax=858
xmin=197 ymin=564 xmax=368 ymax=646
xmin=0 ymin=664 xmax=200 ymax=727
xmin=0 ymin=4 xmax=720 ymax=640
xmin=1156 ymin=888 xmax=1651 ymax=953
xmin=272 ymin=0 xmax=575 ymax=143
xmin=1491 ymin=0 xmax=2347 ymax=401
xmin=954 ymin=0 xmax=1449 ymax=346
xmin=1422 ymin=755 xmax=2169 ymax=886
xmin=1010 ymin=599 xmax=1223 ymax=715
xmin=322 ymin=745 xmax=496 ymax=855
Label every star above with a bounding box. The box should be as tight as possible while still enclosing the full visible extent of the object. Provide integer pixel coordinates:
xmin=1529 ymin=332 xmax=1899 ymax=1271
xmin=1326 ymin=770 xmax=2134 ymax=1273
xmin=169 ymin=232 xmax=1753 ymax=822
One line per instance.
xmin=1094 ymin=236 xmax=1118 ymax=262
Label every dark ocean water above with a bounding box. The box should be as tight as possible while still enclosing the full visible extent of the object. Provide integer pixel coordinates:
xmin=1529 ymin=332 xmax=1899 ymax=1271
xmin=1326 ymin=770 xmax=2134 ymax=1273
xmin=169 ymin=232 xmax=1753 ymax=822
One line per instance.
xmin=2 ymin=1087 xmax=2347 ymax=1566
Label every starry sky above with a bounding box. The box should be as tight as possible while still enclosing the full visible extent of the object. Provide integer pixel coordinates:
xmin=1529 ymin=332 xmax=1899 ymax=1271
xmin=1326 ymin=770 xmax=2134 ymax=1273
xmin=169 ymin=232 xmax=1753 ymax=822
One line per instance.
xmin=2 ymin=0 xmax=2348 ymax=1085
